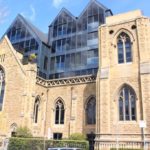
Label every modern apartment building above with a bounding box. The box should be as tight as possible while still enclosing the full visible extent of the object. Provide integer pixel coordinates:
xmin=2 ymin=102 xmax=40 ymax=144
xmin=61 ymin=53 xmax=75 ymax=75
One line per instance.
xmin=0 ymin=1 xmax=150 ymax=150
xmin=4 ymin=0 xmax=112 ymax=79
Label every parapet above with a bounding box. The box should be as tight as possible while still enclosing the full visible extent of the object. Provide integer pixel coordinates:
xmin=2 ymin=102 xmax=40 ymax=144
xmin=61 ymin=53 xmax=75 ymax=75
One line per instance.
xmin=106 ymin=10 xmax=143 ymax=25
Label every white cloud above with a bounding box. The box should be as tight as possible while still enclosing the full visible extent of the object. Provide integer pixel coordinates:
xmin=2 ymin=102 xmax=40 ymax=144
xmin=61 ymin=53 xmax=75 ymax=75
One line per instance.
xmin=29 ymin=5 xmax=36 ymax=21
xmin=21 ymin=5 xmax=36 ymax=21
xmin=52 ymin=0 xmax=67 ymax=8
xmin=0 ymin=6 xmax=9 ymax=24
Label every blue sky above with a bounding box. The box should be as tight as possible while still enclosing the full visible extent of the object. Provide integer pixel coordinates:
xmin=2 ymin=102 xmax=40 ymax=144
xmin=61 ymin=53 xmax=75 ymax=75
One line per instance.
xmin=0 ymin=0 xmax=149 ymax=37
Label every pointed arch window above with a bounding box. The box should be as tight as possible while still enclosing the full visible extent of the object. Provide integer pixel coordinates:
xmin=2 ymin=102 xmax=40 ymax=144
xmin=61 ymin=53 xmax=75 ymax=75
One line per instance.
xmin=86 ymin=97 xmax=96 ymax=125
xmin=117 ymin=32 xmax=132 ymax=64
xmin=0 ymin=68 xmax=5 ymax=111
xmin=55 ymin=99 xmax=65 ymax=124
xmin=33 ymin=98 xmax=40 ymax=123
xmin=118 ymin=85 xmax=136 ymax=121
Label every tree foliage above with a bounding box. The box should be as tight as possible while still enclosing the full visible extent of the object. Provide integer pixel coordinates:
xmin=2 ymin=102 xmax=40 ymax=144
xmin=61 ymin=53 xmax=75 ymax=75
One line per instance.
xmin=15 ymin=126 xmax=32 ymax=138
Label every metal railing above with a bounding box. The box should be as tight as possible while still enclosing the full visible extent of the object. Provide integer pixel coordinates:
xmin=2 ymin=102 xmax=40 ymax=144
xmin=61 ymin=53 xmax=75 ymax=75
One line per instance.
xmin=96 ymin=141 xmax=150 ymax=149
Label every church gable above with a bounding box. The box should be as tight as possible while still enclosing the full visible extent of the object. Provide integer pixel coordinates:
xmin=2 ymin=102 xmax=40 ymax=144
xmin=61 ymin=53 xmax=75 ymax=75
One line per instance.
xmin=0 ymin=36 xmax=26 ymax=77
xmin=4 ymin=15 xmax=43 ymax=57
xmin=0 ymin=36 xmax=28 ymax=133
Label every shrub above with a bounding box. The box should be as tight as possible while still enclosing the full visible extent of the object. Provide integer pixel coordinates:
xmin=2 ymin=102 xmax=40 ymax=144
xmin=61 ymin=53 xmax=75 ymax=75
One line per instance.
xmin=69 ymin=133 xmax=86 ymax=140
xmin=28 ymin=53 xmax=36 ymax=62
xmin=15 ymin=126 xmax=32 ymax=138
xmin=8 ymin=137 xmax=89 ymax=150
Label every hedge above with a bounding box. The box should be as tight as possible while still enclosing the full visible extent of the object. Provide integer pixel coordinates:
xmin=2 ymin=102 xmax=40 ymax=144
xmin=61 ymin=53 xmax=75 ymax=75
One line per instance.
xmin=8 ymin=137 xmax=89 ymax=150
xmin=69 ymin=133 xmax=86 ymax=140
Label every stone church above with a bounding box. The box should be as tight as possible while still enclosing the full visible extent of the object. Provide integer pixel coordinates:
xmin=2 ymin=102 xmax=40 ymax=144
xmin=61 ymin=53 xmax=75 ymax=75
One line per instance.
xmin=0 ymin=0 xmax=150 ymax=149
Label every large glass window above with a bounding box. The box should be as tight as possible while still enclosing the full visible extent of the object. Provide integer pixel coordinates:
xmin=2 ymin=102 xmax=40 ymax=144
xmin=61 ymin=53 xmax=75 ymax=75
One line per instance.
xmin=117 ymin=32 xmax=132 ymax=64
xmin=55 ymin=99 xmax=65 ymax=124
xmin=86 ymin=97 xmax=96 ymax=125
xmin=56 ymin=55 xmax=65 ymax=72
xmin=75 ymin=52 xmax=81 ymax=67
xmin=118 ymin=85 xmax=136 ymax=121
xmin=48 ymin=1 xmax=107 ymax=79
xmin=52 ymin=11 xmax=76 ymax=38
xmin=50 ymin=57 xmax=55 ymax=72
xmin=0 ymin=68 xmax=5 ymax=111
xmin=87 ymin=49 xmax=98 ymax=66
xmin=53 ymin=133 xmax=62 ymax=140
xmin=43 ymin=56 xmax=48 ymax=70
xmin=65 ymin=54 xmax=70 ymax=71
xmin=88 ymin=32 xmax=98 ymax=40
xmin=7 ymin=19 xmax=39 ymax=54
xmin=57 ymin=24 xmax=67 ymax=36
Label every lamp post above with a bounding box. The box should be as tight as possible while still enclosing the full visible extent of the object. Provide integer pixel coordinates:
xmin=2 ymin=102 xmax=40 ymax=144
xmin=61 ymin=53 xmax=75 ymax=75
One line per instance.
xmin=139 ymin=120 xmax=147 ymax=150
xmin=116 ymin=121 xmax=119 ymax=150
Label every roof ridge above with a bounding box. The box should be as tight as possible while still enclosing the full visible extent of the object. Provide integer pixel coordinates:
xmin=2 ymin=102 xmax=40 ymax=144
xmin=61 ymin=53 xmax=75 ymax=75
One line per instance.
xmin=49 ymin=0 xmax=110 ymax=26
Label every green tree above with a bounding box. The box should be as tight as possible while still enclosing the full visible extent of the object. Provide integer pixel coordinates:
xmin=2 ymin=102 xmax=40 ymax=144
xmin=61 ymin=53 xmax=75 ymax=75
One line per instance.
xmin=16 ymin=126 xmax=32 ymax=138
xmin=28 ymin=53 xmax=36 ymax=62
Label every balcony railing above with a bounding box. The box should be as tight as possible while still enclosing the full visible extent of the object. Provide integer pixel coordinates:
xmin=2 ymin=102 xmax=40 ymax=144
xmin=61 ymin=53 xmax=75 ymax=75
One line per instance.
xmin=95 ymin=141 xmax=150 ymax=149
xmin=88 ymin=22 xmax=99 ymax=32
xmin=87 ymin=38 xmax=98 ymax=46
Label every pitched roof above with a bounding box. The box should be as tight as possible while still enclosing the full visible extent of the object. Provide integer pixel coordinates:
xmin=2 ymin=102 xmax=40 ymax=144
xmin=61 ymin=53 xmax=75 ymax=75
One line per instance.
xmin=2 ymin=14 xmax=48 ymax=44
xmin=79 ymin=0 xmax=109 ymax=18
xmin=18 ymin=14 xmax=48 ymax=44
xmin=49 ymin=0 xmax=111 ymax=26
xmin=49 ymin=7 xmax=77 ymax=26
xmin=0 ymin=36 xmax=26 ymax=75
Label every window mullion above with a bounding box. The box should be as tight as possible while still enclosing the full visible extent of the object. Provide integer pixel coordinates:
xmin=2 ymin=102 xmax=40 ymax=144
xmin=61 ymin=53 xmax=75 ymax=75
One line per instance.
xmin=123 ymin=88 xmax=126 ymax=121
xmin=123 ymin=40 xmax=126 ymax=63
xmin=59 ymin=107 xmax=61 ymax=124
xmin=0 ymin=78 xmax=2 ymax=94
xmin=129 ymin=91 xmax=131 ymax=120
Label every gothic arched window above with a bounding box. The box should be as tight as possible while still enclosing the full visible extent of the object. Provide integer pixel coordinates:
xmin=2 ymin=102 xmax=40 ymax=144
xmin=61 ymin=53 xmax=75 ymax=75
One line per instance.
xmin=117 ymin=32 xmax=132 ymax=64
xmin=0 ymin=67 xmax=5 ymax=111
xmin=86 ymin=97 xmax=96 ymax=125
xmin=33 ymin=98 xmax=40 ymax=123
xmin=10 ymin=123 xmax=17 ymax=137
xmin=118 ymin=85 xmax=136 ymax=121
xmin=55 ymin=99 xmax=65 ymax=124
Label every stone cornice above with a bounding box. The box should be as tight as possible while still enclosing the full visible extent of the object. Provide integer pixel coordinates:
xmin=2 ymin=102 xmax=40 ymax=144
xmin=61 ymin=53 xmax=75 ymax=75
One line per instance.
xmin=36 ymin=75 xmax=96 ymax=87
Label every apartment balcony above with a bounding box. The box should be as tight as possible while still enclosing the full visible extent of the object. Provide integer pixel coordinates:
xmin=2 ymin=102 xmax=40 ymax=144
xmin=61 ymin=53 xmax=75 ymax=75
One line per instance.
xmin=87 ymin=38 xmax=98 ymax=47
xmin=87 ymin=22 xmax=99 ymax=32
xmin=87 ymin=57 xmax=98 ymax=68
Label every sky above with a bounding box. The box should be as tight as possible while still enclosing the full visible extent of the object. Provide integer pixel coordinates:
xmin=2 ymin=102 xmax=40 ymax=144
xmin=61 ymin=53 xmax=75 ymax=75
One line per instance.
xmin=0 ymin=0 xmax=150 ymax=37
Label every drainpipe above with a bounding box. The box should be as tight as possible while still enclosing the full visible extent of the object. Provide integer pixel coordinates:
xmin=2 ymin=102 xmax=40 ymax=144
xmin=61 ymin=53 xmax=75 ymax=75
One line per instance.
xmin=43 ymin=88 xmax=49 ymax=150
xmin=68 ymin=86 xmax=73 ymax=137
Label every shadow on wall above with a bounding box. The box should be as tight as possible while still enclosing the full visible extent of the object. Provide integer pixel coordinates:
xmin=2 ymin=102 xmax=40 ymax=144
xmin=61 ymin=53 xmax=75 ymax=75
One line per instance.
xmin=83 ymin=82 xmax=96 ymax=150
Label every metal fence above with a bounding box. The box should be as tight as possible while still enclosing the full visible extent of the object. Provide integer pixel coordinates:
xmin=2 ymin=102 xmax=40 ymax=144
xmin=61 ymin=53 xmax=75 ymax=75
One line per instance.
xmin=97 ymin=141 xmax=150 ymax=150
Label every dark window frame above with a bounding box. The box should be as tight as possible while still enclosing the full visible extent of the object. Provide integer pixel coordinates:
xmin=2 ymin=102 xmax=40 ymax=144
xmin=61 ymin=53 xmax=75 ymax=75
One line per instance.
xmin=117 ymin=32 xmax=132 ymax=64
xmin=86 ymin=97 xmax=96 ymax=125
xmin=43 ymin=56 xmax=48 ymax=70
xmin=33 ymin=98 xmax=40 ymax=123
xmin=0 ymin=68 xmax=5 ymax=111
xmin=55 ymin=99 xmax=65 ymax=124
xmin=118 ymin=85 xmax=136 ymax=121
